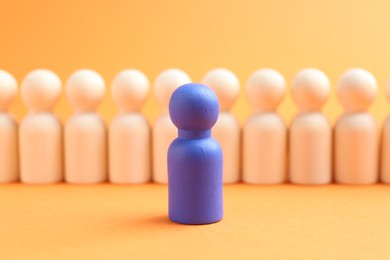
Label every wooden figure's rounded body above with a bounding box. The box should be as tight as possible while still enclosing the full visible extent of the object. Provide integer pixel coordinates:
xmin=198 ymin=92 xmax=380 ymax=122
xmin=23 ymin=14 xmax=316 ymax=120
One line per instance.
xmin=243 ymin=112 xmax=286 ymax=184
xmin=289 ymin=68 xmax=331 ymax=184
xmin=0 ymin=70 xmax=18 ymax=182
xmin=153 ymin=114 xmax=176 ymax=183
xmin=243 ymin=68 xmax=286 ymax=184
xmin=109 ymin=113 xmax=150 ymax=184
xmin=65 ymin=114 xmax=106 ymax=183
xmin=19 ymin=69 xmax=62 ymax=184
xmin=0 ymin=114 xmax=18 ymax=182
xmin=20 ymin=114 xmax=62 ymax=183
xmin=335 ymin=113 xmax=378 ymax=184
xmin=168 ymin=83 xmax=223 ymax=225
xmin=65 ymin=69 xmax=106 ymax=184
xmin=289 ymin=113 xmax=331 ymax=184
xmin=335 ymin=68 xmax=378 ymax=184
xmin=109 ymin=69 xmax=150 ymax=184
xmin=213 ymin=112 xmax=240 ymax=183
xmin=382 ymin=116 xmax=390 ymax=183
xmin=168 ymin=134 xmax=223 ymax=224
xmin=202 ymin=68 xmax=240 ymax=183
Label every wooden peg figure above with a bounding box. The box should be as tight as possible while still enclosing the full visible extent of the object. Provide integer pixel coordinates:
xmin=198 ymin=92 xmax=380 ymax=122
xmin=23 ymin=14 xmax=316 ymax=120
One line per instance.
xmin=0 ymin=70 xmax=18 ymax=182
xmin=335 ymin=68 xmax=378 ymax=184
xmin=290 ymin=69 xmax=331 ymax=184
xmin=20 ymin=69 xmax=63 ymax=183
xmin=201 ymin=68 xmax=240 ymax=183
xmin=109 ymin=69 xmax=150 ymax=184
xmin=153 ymin=69 xmax=191 ymax=183
xmin=380 ymin=79 xmax=390 ymax=183
xmin=168 ymin=83 xmax=223 ymax=224
xmin=243 ymin=69 xmax=287 ymax=184
xmin=65 ymin=69 xmax=107 ymax=184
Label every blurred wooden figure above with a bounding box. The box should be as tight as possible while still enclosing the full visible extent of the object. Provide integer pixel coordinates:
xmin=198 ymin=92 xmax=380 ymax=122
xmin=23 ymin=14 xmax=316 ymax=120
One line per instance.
xmin=290 ymin=69 xmax=331 ymax=184
xmin=0 ymin=70 xmax=18 ymax=182
xmin=243 ymin=69 xmax=287 ymax=184
xmin=109 ymin=69 xmax=150 ymax=184
xmin=20 ymin=69 xmax=63 ymax=183
xmin=153 ymin=69 xmax=191 ymax=183
xmin=202 ymin=68 xmax=240 ymax=183
xmin=335 ymin=68 xmax=378 ymax=184
xmin=381 ymin=80 xmax=390 ymax=183
xmin=65 ymin=69 xmax=106 ymax=184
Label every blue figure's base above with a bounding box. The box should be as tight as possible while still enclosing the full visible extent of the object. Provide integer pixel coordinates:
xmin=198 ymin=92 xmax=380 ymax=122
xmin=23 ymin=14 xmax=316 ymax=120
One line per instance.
xmin=169 ymin=216 xmax=223 ymax=225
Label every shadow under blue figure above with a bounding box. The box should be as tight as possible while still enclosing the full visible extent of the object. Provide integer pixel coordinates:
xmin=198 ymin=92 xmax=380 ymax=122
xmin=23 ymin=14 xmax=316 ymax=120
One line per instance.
xmin=168 ymin=83 xmax=223 ymax=225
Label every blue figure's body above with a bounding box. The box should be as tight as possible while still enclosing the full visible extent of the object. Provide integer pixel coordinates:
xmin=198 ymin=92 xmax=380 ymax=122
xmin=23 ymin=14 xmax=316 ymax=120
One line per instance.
xmin=168 ymin=83 xmax=223 ymax=225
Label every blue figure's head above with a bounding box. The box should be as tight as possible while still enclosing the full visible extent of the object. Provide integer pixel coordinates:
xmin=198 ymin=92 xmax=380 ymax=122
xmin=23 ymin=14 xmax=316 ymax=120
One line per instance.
xmin=169 ymin=83 xmax=219 ymax=131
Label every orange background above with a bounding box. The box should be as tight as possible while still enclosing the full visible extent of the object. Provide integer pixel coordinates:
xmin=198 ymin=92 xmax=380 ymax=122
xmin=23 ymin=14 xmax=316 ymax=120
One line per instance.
xmin=3 ymin=1 xmax=390 ymax=259
xmin=1 ymin=0 xmax=390 ymax=125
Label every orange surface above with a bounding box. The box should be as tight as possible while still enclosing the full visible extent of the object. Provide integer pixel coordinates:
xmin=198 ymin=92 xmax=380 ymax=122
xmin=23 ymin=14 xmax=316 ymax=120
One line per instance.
xmin=2 ymin=184 xmax=390 ymax=259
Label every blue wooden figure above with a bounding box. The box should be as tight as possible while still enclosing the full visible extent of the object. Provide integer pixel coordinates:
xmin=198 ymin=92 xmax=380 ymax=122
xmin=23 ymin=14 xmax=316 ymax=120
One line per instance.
xmin=168 ymin=83 xmax=223 ymax=225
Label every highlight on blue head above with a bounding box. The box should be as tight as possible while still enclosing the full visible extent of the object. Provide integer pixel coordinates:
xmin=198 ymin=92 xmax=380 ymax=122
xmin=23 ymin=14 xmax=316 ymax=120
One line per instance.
xmin=169 ymin=83 xmax=219 ymax=131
